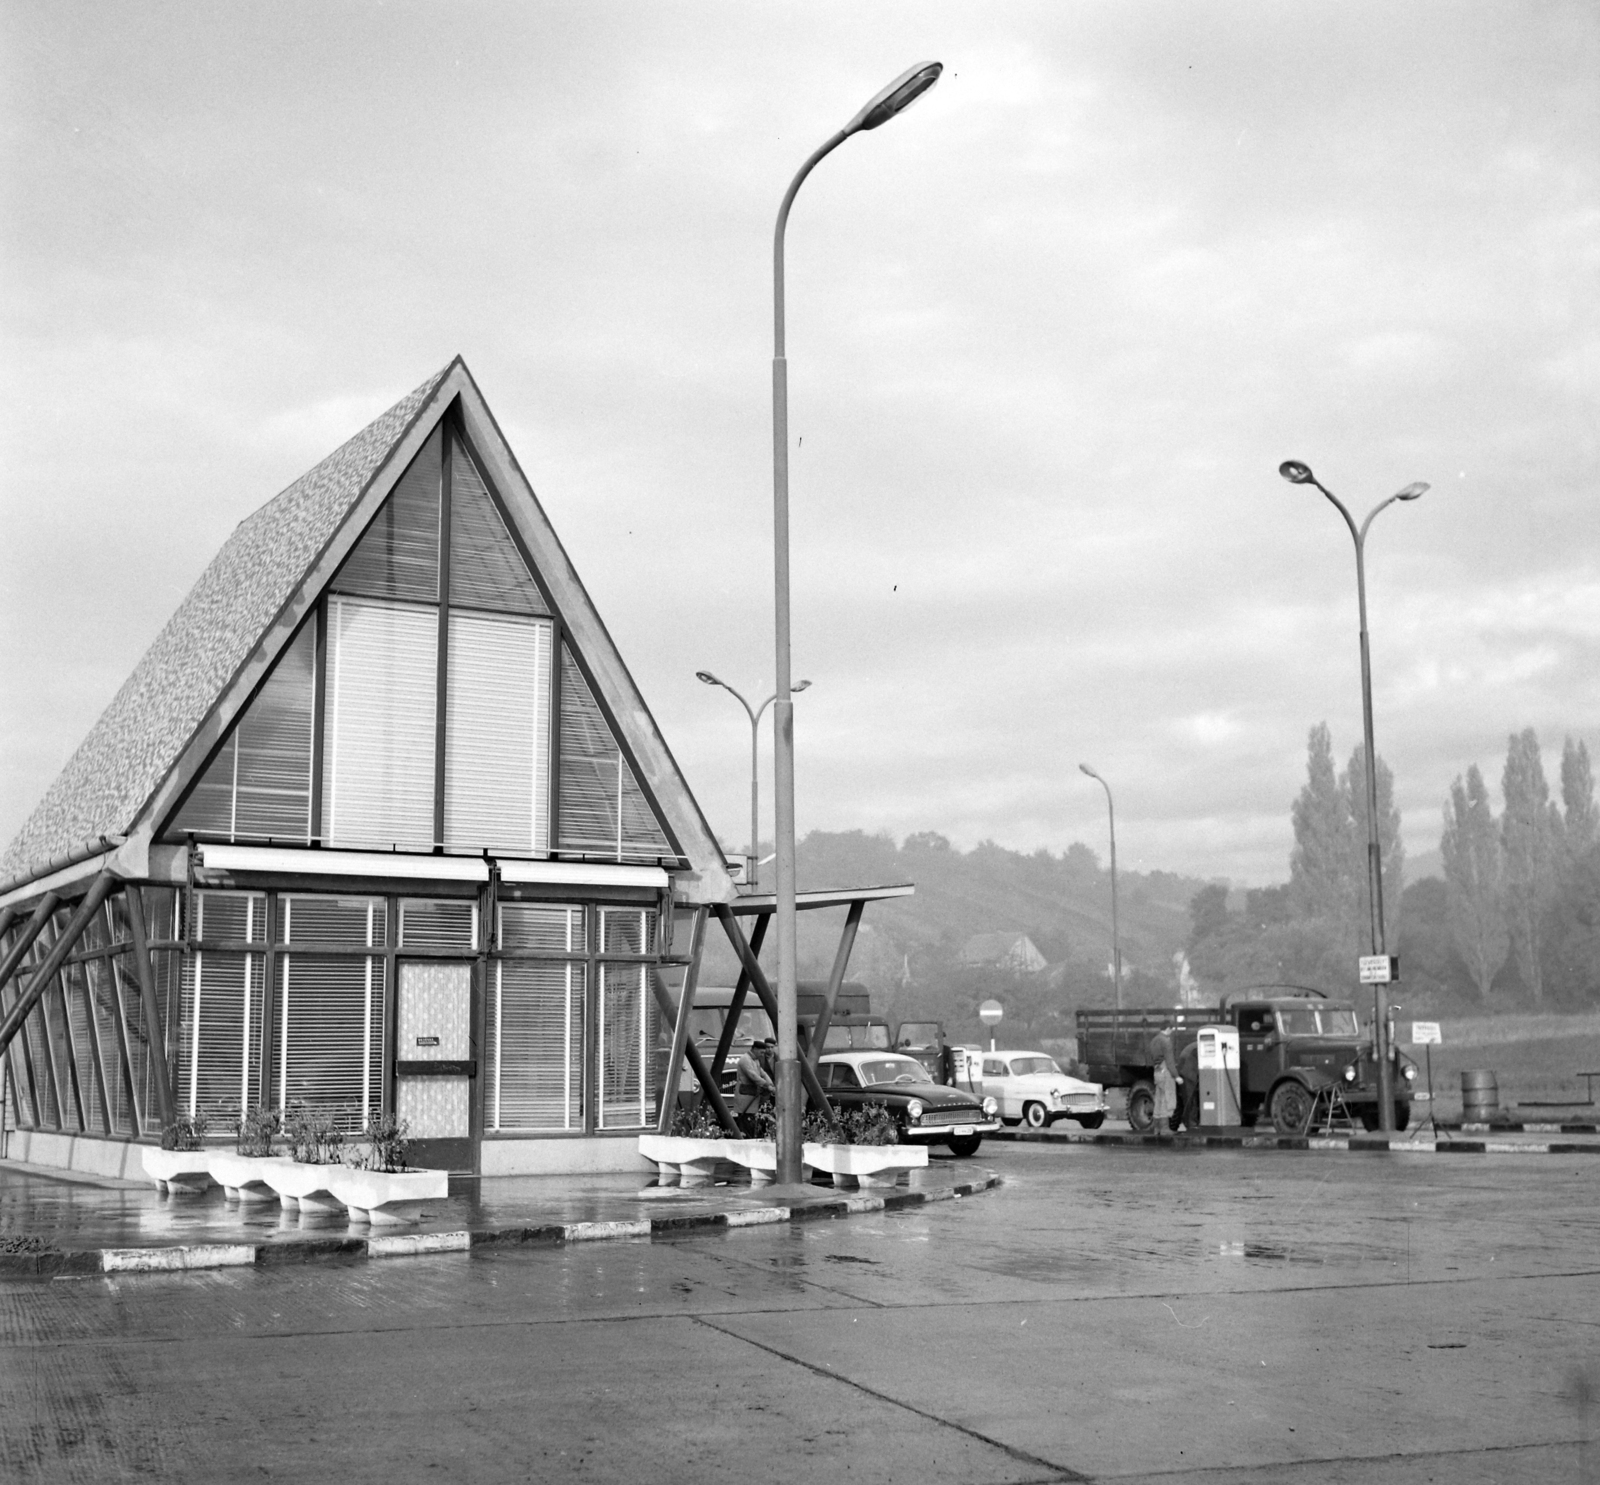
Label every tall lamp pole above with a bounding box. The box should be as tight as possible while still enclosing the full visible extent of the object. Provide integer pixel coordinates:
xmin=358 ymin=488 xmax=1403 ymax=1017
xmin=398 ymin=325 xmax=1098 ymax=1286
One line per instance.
xmin=771 ymin=61 xmax=942 ymax=1185
xmin=695 ymin=671 xmax=811 ymax=886
xmin=1079 ymin=764 xmax=1122 ymax=1010
xmin=1279 ymin=459 xmax=1428 ymax=1135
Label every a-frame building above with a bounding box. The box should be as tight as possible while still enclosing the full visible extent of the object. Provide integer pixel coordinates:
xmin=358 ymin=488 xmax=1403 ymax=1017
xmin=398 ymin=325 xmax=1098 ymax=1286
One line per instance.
xmin=0 ymin=359 xmax=742 ymax=1175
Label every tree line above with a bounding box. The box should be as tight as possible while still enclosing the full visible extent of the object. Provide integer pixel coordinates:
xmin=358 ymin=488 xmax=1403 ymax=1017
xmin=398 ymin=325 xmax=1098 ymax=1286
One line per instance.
xmin=1187 ymin=725 xmax=1598 ymax=1010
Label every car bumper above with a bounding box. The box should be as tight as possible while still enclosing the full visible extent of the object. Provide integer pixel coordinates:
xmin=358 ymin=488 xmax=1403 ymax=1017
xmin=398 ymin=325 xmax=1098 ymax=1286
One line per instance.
xmin=903 ymin=1119 xmax=1002 ymax=1143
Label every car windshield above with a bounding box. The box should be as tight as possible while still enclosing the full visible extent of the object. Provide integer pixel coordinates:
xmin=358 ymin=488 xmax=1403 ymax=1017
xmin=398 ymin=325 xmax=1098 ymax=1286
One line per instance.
xmin=1277 ymin=1007 xmax=1360 ymax=1037
xmin=896 ymin=1023 xmax=942 ymax=1048
xmin=855 ymin=1057 xmax=933 ymax=1086
xmin=824 ymin=1024 xmax=891 ymax=1050
xmin=1007 ymin=1056 xmax=1061 ymax=1077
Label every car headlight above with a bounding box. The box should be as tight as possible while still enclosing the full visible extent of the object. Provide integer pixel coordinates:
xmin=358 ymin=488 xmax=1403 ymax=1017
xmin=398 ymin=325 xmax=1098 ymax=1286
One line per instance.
xmin=906 ymin=1100 xmax=924 ymax=1122
xmin=1343 ymin=1064 xmax=1357 ymax=1083
xmin=982 ymin=1096 xmax=998 ymax=1117
xmin=1402 ymin=1065 xmax=1417 ymax=1082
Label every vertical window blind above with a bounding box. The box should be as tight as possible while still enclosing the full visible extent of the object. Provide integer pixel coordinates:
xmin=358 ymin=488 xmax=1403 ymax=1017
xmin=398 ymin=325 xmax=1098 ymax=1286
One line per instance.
xmin=332 ymin=427 xmax=441 ymax=604
xmin=490 ymin=905 xmax=588 ymax=1132
xmin=275 ymin=894 xmax=385 ymax=1129
xmin=445 ymin=612 xmax=551 ymax=856
xmin=449 ymin=439 xmax=547 ymax=615
xmin=322 ymin=596 xmax=438 ymax=850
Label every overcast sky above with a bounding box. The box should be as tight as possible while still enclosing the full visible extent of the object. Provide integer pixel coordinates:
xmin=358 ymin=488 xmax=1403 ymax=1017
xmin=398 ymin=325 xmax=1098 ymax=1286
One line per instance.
xmin=2 ymin=1 xmax=1595 ymax=886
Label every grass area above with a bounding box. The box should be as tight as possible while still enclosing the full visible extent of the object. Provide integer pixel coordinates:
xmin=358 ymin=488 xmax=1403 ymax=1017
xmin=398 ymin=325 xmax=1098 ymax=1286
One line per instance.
xmin=1399 ymin=1012 xmax=1600 ymax=1122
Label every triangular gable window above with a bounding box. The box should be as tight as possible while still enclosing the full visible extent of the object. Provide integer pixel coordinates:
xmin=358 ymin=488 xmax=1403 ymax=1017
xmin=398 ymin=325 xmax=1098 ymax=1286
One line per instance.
xmin=557 ymin=647 xmax=671 ymax=859
xmin=172 ymin=622 xmax=316 ymax=842
xmin=168 ymin=411 xmax=673 ymax=862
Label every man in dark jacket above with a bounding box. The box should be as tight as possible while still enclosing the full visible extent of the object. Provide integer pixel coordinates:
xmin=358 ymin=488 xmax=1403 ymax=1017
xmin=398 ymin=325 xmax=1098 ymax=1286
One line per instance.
xmin=1174 ymin=1033 xmax=1201 ymax=1130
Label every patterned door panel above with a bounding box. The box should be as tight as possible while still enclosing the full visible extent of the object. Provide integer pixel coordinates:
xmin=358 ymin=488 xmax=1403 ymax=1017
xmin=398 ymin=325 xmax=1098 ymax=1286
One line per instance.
xmin=396 ymin=961 xmax=471 ymax=1138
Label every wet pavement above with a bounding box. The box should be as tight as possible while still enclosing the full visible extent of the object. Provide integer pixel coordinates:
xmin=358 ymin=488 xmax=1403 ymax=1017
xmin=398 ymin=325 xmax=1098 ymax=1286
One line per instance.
xmin=4 ymin=1139 xmax=1597 ymax=1482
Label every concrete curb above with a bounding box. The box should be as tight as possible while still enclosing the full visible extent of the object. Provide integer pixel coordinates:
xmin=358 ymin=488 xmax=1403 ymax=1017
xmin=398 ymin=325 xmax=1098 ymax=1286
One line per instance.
xmin=991 ymin=1128 xmax=1600 ymax=1156
xmin=0 ymin=1173 xmax=1001 ymax=1279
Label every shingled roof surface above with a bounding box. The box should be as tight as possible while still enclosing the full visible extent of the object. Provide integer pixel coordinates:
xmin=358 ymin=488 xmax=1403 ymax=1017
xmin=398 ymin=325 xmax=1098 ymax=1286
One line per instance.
xmin=2 ymin=365 xmax=451 ymax=882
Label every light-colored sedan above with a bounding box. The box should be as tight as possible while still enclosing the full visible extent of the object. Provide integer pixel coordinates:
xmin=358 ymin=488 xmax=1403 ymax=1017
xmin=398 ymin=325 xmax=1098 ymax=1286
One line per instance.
xmin=980 ymin=1051 xmax=1107 ymax=1129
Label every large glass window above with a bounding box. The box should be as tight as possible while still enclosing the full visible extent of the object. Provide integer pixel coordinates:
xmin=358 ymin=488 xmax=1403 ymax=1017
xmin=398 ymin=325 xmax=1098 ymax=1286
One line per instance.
xmin=177 ymin=892 xmax=267 ymax=1122
xmin=597 ymin=908 xmax=658 ymax=1129
xmin=273 ymin=894 xmax=386 ymax=1130
xmin=322 ymin=596 xmax=438 ymax=850
xmin=490 ymin=904 xmax=585 ymax=1131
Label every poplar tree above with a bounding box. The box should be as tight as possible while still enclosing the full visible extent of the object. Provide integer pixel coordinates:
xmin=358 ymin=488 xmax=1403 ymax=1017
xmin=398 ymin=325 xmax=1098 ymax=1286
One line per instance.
xmin=1290 ymin=723 xmax=1358 ymax=935
xmin=1440 ymin=765 xmax=1507 ymax=1001
xmin=1343 ymin=742 xmax=1405 ymax=942
xmin=1559 ymin=737 xmax=1598 ymax=863
xmin=1501 ymin=729 xmax=1561 ymax=1002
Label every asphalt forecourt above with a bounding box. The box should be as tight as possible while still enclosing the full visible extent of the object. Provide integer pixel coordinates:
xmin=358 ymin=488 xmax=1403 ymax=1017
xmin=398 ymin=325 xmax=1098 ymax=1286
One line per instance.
xmin=0 ymin=1162 xmax=1000 ymax=1278
xmin=991 ymin=1124 xmax=1600 ymax=1155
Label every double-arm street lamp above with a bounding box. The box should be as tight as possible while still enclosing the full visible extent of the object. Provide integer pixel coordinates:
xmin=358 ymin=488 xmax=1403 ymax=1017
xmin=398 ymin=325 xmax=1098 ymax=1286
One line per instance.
xmin=770 ymin=62 xmax=942 ymax=1185
xmin=1079 ymin=764 xmax=1122 ymax=1010
xmin=1279 ymin=459 xmax=1428 ymax=1135
xmin=694 ymin=671 xmax=811 ymax=887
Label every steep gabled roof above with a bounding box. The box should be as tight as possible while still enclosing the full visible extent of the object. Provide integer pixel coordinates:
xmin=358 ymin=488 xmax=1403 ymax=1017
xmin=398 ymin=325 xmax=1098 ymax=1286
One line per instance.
xmin=3 ymin=367 xmax=449 ymax=879
xmin=5 ymin=359 xmax=733 ymax=904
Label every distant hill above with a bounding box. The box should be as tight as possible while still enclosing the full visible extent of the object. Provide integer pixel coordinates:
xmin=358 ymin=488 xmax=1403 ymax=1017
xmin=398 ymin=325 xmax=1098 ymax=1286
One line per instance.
xmin=698 ymin=829 xmax=1209 ymax=1046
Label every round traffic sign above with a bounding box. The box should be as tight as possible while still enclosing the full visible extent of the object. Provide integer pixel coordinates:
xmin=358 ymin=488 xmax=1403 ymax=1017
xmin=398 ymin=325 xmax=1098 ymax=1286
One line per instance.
xmin=978 ymin=999 xmax=1004 ymax=1026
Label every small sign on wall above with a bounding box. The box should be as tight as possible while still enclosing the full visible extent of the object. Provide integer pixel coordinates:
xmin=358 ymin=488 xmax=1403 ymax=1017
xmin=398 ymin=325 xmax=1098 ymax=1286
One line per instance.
xmin=1410 ymin=1022 xmax=1442 ymax=1046
xmin=415 ymin=1036 xmax=440 ymax=1047
xmin=1358 ymin=955 xmax=1399 ymax=984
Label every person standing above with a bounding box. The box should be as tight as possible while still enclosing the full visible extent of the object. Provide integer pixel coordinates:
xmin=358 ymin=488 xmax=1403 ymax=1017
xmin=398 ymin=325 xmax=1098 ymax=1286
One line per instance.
xmin=1174 ymin=1032 xmax=1200 ymax=1130
xmin=1148 ymin=1025 xmax=1179 ymax=1131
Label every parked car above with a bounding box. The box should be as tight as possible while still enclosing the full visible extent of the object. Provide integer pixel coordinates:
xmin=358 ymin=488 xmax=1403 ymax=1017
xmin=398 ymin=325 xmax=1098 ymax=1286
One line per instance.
xmin=817 ymin=1051 xmax=1001 ymax=1157
xmin=980 ymin=1050 xmax=1107 ymax=1129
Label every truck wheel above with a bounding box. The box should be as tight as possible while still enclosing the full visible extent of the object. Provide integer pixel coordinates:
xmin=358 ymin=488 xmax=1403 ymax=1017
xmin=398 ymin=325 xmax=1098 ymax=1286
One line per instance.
xmin=947 ymin=1134 xmax=982 ymax=1157
xmin=1360 ymin=1102 xmax=1413 ymax=1132
xmin=1023 ymin=1102 xmax=1049 ymax=1129
xmin=1074 ymin=1113 xmax=1105 ymax=1130
xmin=1270 ymin=1081 xmax=1313 ymax=1136
xmin=1127 ymin=1082 xmax=1156 ymax=1133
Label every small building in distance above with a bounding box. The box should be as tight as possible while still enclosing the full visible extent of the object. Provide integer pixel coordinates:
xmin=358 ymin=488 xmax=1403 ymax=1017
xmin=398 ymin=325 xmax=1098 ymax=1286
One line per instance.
xmin=960 ymin=932 xmax=1048 ymax=975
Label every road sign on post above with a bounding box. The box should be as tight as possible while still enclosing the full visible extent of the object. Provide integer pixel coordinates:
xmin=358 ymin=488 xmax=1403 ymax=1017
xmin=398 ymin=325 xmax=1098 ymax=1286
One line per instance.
xmin=1358 ymin=954 xmax=1399 ymax=984
xmin=978 ymin=999 xmax=1003 ymax=1052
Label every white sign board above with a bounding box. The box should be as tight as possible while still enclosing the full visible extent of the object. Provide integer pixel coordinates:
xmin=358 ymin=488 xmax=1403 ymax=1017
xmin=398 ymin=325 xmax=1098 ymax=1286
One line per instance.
xmin=978 ymin=999 xmax=1004 ymax=1026
xmin=1411 ymin=1021 xmax=1442 ymax=1046
xmin=1358 ymin=954 xmax=1399 ymax=984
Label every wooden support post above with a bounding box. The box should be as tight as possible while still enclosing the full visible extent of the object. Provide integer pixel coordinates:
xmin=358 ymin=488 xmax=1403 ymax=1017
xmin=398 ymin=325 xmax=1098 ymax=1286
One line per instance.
xmin=654 ymin=909 xmax=707 ymax=1133
xmin=125 ymin=887 xmax=175 ymax=1129
xmin=712 ymin=905 xmax=832 ymax=1118
xmin=710 ymin=913 xmax=768 ymax=1086
xmin=73 ymin=958 xmax=114 ymax=1136
xmin=806 ymin=899 xmax=864 ymax=1073
xmin=0 ymin=876 xmax=117 ymax=1076
xmin=647 ymin=966 xmax=735 ymax=1132
xmin=106 ymin=949 xmax=145 ymax=1137
xmin=0 ymin=893 xmax=60 ymax=996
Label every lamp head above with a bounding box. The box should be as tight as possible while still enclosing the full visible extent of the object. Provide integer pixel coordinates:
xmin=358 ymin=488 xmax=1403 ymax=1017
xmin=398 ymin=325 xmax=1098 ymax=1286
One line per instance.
xmin=793 ymin=679 xmax=812 ymax=694
xmin=1278 ymin=460 xmax=1316 ymax=485
xmin=1078 ymin=763 xmax=1099 ymax=780
xmin=1395 ymin=482 xmax=1429 ymax=501
xmin=695 ymin=671 xmax=721 ymax=687
xmin=846 ymin=61 xmax=943 ymax=134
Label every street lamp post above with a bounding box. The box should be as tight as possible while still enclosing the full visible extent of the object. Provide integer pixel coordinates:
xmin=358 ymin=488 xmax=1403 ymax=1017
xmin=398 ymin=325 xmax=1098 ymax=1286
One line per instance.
xmin=1279 ymin=459 xmax=1428 ymax=1136
xmin=1079 ymin=764 xmax=1122 ymax=1010
xmin=695 ymin=671 xmax=811 ymax=886
xmin=771 ymin=61 xmax=942 ymax=1185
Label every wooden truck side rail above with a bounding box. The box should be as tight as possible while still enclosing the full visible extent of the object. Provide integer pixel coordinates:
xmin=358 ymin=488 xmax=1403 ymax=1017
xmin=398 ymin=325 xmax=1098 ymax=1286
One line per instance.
xmin=1075 ymin=1006 xmax=1220 ymax=1087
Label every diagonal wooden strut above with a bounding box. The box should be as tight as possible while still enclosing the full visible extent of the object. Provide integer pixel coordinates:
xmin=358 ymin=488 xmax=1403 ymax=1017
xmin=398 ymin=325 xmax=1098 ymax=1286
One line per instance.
xmin=805 ymin=898 xmax=864 ymax=1074
xmin=0 ymin=875 xmax=117 ymax=1061
xmin=647 ymin=963 xmax=735 ymax=1133
xmin=710 ymin=914 xmax=768 ymax=1086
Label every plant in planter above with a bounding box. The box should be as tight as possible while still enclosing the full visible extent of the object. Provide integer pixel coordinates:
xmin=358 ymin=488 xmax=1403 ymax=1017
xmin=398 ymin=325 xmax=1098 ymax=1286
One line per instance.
xmin=328 ymin=1114 xmax=444 ymax=1223
xmin=233 ymin=1105 xmax=280 ymax=1157
xmin=283 ymin=1104 xmax=345 ymax=1165
xmin=160 ymin=1110 xmax=209 ymax=1151
xmin=668 ymin=1103 xmax=726 ymax=1139
xmin=838 ymin=1103 xmax=898 ymax=1146
xmin=345 ymin=1112 xmax=412 ymax=1173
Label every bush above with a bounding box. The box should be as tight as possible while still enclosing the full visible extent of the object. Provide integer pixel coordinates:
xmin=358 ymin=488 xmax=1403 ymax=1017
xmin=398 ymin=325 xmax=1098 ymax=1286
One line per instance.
xmin=346 ymin=1112 xmax=411 ymax=1173
xmin=233 ymin=1106 xmax=279 ymax=1157
xmin=160 ymin=1111 xmax=208 ymax=1151
xmin=668 ymin=1103 xmax=727 ymax=1138
xmin=283 ymin=1104 xmax=345 ymax=1165
xmin=837 ymin=1103 xmax=898 ymax=1146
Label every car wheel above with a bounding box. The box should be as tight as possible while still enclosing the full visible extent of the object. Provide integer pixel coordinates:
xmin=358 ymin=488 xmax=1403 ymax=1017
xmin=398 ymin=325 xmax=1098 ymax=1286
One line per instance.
xmin=1270 ymin=1080 xmax=1314 ymax=1136
xmin=1359 ymin=1102 xmax=1413 ymax=1133
xmin=1023 ymin=1102 xmax=1049 ymax=1129
xmin=1126 ymin=1082 xmax=1156 ymax=1133
xmin=947 ymin=1134 xmax=982 ymax=1157
xmin=1074 ymin=1113 xmax=1105 ymax=1130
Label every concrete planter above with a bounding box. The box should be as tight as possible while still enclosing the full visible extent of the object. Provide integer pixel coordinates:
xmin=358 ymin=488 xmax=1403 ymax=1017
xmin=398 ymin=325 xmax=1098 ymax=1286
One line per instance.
xmin=801 ymin=1142 xmax=928 ymax=1190
xmin=140 ymin=1146 xmax=214 ymax=1195
xmin=327 ymin=1166 xmax=448 ymax=1224
xmin=639 ymin=1134 xmax=744 ymax=1185
xmin=262 ymin=1158 xmax=344 ymax=1213
xmin=210 ymin=1153 xmax=291 ymax=1204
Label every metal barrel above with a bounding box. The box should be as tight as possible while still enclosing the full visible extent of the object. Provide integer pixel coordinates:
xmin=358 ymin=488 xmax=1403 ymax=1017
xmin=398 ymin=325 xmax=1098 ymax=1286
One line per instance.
xmin=1461 ymin=1069 xmax=1499 ymax=1121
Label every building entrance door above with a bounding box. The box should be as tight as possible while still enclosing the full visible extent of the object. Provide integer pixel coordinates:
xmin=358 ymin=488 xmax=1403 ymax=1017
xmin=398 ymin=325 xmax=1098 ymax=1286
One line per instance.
xmin=396 ymin=960 xmax=475 ymax=1172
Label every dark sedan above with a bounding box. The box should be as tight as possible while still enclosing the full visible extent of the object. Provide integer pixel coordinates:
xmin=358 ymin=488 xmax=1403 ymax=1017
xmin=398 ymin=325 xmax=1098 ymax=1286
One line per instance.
xmin=818 ymin=1051 xmax=1001 ymax=1157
